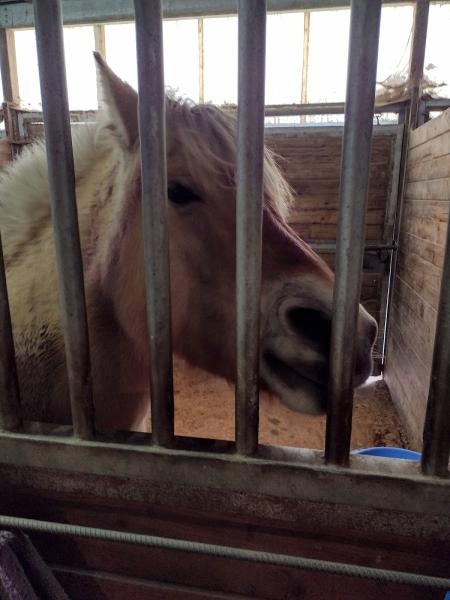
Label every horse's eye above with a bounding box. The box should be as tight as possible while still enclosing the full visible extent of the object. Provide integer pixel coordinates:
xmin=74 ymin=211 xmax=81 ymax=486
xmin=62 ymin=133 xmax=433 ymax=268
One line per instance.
xmin=168 ymin=183 xmax=201 ymax=206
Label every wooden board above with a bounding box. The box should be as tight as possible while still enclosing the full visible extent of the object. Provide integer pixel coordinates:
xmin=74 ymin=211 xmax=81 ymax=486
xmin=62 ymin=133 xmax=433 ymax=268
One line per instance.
xmin=384 ymin=108 xmax=450 ymax=448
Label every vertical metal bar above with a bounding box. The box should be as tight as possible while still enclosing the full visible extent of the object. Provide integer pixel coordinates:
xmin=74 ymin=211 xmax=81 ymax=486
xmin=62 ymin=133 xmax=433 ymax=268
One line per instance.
xmin=408 ymin=0 xmax=430 ymax=130
xmin=33 ymin=0 xmax=94 ymax=438
xmin=0 ymin=28 xmax=19 ymax=104
xmin=421 ymin=216 xmax=450 ymax=477
xmin=235 ymin=0 xmax=266 ymax=456
xmin=134 ymin=0 xmax=174 ymax=447
xmin=0 ymin=235 xmax=21 ymax=431
xmin=198 ymin=17 xmax=204 ymax=103
xmin=325 ymin=0 xmax=382 ymax=466
xmin=379 ymin=123 xmax=404 ymax=365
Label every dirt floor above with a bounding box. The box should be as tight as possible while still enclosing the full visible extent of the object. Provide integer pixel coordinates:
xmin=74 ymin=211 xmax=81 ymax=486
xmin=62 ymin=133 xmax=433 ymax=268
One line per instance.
xmin=172 ymin=357 xmax=410 ymax=450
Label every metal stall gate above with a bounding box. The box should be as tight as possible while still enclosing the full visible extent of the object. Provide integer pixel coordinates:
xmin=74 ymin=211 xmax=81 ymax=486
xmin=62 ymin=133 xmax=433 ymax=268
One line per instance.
xmin=0 ymin=0 xmax=449 ymax=598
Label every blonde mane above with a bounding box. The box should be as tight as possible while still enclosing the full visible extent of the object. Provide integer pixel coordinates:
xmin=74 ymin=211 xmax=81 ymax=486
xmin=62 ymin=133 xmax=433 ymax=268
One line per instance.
xmin=0 ymin=98 xmax=293 ymax=254
xmin=0 ymin=123 xmax=104 ymax=250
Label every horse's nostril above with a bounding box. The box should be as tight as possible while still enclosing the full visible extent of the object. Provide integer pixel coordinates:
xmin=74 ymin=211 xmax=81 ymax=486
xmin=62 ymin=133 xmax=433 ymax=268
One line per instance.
xmin=287 ymin=307 xmax=331 ymax=353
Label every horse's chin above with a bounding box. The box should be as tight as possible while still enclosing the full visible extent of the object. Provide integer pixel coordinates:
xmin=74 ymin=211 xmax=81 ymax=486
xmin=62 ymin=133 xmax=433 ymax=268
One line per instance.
xmin=260 ymin=352 xmax=327 ymax=415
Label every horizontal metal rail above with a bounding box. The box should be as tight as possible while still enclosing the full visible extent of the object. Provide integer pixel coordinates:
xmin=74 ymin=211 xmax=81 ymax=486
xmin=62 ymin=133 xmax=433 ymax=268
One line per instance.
xmin=235 ymin=0 xmax=266 ymax=455
xmin=33 ymin=0 xmax=94 ymax=438
xmin=325 ymin=0 xmax=382 ymax=466
xmin=311 ymin=242 xmax=397 ymax=254
xmin=1 ymin=428 xmax=450 ymax=517
xmin=3 ymin=0 xmax=448 ymax=28
xmin=1 ymin=515 xmax=450 ymax=589
xmin=134 ymin=0 xmax=174 ymax=447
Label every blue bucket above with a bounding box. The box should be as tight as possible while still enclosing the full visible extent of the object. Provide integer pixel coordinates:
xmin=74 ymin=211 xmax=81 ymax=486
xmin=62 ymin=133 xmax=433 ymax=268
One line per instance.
xmin=352 ymin=447 xmax=421 ymax=461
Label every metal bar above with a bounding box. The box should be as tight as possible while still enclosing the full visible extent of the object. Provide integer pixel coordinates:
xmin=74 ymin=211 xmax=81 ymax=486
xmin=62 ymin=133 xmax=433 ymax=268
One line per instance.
xmin=134 ymin=0 xmax=174 ymax=447
xmin=325 ymin=0 xmax=382 ymax=466
xmin=0 ymin=235 xmax=21 ymax=431
xmin=408 ymin=0 xmax=430 ymax=130
xmin=198 ymin=17 xmax=204 ymax=103
xmin=382 ymin=106 xmax=411 ymax=374
xmin=1 ymin=428 xmax=450 ymax=518
xmin=33 ymin=0 xmax=94 ymax=438
xmin=2 ymin=0 xmax=447 ymax=28
xmin=224 ymin=101 xmax=406 ymax=117
xmin=378 ymin=123 xmax=405 ymax=362
xmin=0 ymin=28 xmax=19 ymax=103
xmin=1 ymin=515 xmax=450 ymax=589
xmin=421 ymin=215 xmax=450 ymax=477
xmin=235 ymin=0 xmax=266 ymax=456
xmin=311 ymin=242 xmax=397 ymax=254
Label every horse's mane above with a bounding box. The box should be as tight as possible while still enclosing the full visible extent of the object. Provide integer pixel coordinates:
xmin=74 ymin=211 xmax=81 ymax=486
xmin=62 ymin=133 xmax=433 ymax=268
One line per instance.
xmin=0 ymin=97 xmax=293 ymax=251
xmin=0 ymin=123 xmax=103 ymax=250
xmin=167 ymin=96 xmax=294 ymax=220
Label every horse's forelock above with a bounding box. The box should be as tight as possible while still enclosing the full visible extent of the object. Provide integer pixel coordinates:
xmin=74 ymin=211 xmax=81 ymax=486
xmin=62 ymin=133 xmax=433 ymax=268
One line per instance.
xmin=167 ymin=98 xmax=294 ymax=221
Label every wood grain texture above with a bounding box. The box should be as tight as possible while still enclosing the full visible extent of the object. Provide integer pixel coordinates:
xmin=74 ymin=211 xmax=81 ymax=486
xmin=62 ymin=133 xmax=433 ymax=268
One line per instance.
xmin=385 ymin=108 xmax=450 ymax=448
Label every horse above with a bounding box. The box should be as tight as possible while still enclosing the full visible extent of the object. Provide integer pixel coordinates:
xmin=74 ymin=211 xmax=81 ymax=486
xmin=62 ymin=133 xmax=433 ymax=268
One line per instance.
xmin=0 ymin=54 xmax=377 ymax=432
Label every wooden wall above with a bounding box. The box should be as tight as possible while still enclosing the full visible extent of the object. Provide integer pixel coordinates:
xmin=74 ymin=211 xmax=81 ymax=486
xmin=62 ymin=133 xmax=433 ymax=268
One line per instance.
xmin=266 ymin=126 xmax=397 ymax=365
xmin=266 ymin=128 xmax=393 ymax=243
xmin=384 ymin=109 xmax=450 ymax=448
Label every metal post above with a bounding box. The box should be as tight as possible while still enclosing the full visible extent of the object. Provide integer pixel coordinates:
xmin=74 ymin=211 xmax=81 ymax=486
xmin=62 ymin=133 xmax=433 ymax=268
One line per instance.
xmin=421 ymin=217 xmax=450 ymax=477
xmin=0 ymin=235 xmax=21 ymax=431
xmin=235 ymin=0 xmax=266 ymax=455
xmin=325 ymin=0 xmax=382 ymax=466
xmin=33 ymin=0 xmax=94 ymax=438
xmin=408 ymin=0 xmax=430 ymax=130
xmin=134 ymin=0 xmax=174 ymax=447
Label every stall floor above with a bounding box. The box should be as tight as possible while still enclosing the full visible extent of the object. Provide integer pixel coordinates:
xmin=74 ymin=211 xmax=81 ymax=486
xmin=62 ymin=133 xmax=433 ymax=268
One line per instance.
xmin=170 ymin=357 xmax=410 ymax=450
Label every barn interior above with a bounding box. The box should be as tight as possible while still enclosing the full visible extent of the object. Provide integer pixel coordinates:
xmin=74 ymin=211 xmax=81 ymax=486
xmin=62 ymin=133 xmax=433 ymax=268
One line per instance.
xmin=1 ymin=2 xmax=449 ymax=451
xmin=0 ymin=1 xmax=449 ymax=599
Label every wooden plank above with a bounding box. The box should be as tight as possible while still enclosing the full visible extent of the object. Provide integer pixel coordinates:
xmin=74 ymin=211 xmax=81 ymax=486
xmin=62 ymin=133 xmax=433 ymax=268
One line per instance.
xmin=0 ymin=138 xmax=11 ymax=167
xmin=409 ymin=108 xmax=450 ymax=150
xmin=384 ymin=353 xmax=425 ymax=450
xmin=0 ymin=28 xmax=19 ymax=103
xmin=293 ymin=223 xmax=384 ymax=241
xmin=408 ymin=130 xmax=450 ymax=164
xmin=404 ymin=178 xmax=450 ymax=201
xmin=396 ymin=248 xmax=443 ymax=310
xmin=407 ymin=154 xmax=450 ymax=182
xmin=399 ymin=231 xmax=446 ymax=270
xmin=289 ymin=208 xmax=385 ymax=226
xmin=51 ymin=562 xmax=445 ymax=600
xmin=401 ymin=200 xmax=449 ymax=247
xmin=389 ymin=293 xmax=436 ymax=366
xmin=54 ymin=567 xmax=258 ymax=600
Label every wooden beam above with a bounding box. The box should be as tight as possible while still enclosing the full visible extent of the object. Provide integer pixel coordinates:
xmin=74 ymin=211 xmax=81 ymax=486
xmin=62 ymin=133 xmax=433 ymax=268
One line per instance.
xmin=0 ymin=28 xmax=19 ymax=104
xmin=198 ymin=17 xmax=204 ymax=103
xmin=93 ymin=24 xmax=106 ymax=107
xmin=408 ymin=0 xmax=430 ymax=129
xmin=300 ymin=11 xmax=310 ymax=105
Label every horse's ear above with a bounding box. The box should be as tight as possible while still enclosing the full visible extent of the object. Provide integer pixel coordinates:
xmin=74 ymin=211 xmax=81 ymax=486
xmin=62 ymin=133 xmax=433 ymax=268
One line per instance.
xmin=94 ymin=51 xmax=139 ymax=150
